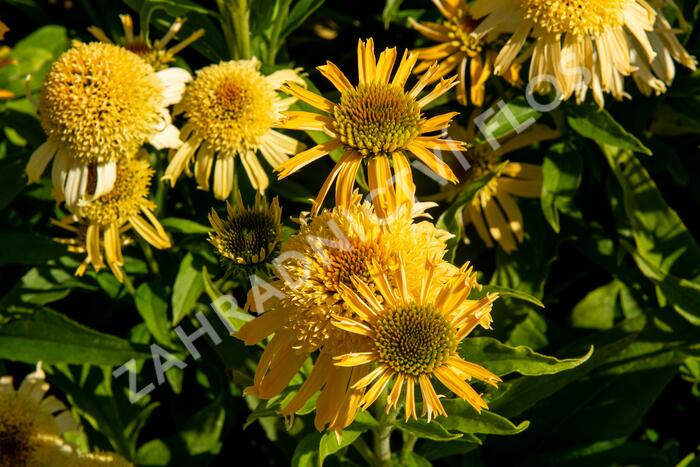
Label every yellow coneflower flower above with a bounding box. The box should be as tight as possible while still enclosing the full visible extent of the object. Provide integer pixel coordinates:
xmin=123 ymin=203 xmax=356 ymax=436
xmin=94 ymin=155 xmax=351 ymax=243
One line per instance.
xmin=470 ymin=0 xmax=697 ymax=107
xmin=89 ymin=14 xmax=204 ymax=71
xmin=275 ymin=38 xmax=465 ymax=217
xmin=0 ymin=364 xmax=79 ymax=467
xmin=332 ymin=256 xmax=499 ymax=421
xmin=162 ymin=59 xmax=306 ymax=199
xmin=26 ymin=41 xmax=190 ymax=210
xmin=444 ymin=121 xmax=558 ymax=253
xmin=236 ymin=196 xmax=453 ymax=434
xmin=0 ymin=21 xmax=15 ymax=100
xmin=410 ymin=0 xmax=521 ymax=106
xmin=208 ymin=192 xmax=282 ymax=273
xmin=53 ymin=153 xmax=171 ymax=283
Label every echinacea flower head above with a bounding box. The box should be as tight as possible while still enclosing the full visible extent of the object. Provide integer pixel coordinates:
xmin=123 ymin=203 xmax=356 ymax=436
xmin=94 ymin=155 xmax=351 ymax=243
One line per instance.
xmin=470 ymin=0 xmax=697 ymax=107
xmin=208 ymin=192 xmax=282 ymax=273
xmin=276 ymin=38 xmax=465 ymax=218
xmin=53 ymin=153 xmax=171 ymax=283
xmin=445 ymin=121 xmax=558 ymax=253
xmin=235 ymin=197 xmax=454 ymax=433
xmin=332 ymin=256 xmax=499 ymax=421
xmin=89 ymin=14 xmax=204 ymax=71
xmin=26 ymin=41 xmax=190 ymax=210
xmin=411 ymin=0 xmax=522 ymax=106
xmin=163 ymin=59 xmax=305 ymax=199
xmin=0 ymin=365 xmax=78 ymax=467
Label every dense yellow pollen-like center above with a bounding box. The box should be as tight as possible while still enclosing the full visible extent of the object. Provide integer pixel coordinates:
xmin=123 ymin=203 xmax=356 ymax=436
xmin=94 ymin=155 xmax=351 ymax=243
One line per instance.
xmin=0 ymin=416 xmax=34 ymax=467
xmin=216 ymin=81 xmax=247 ymax=118
xmin=445 ymin=11 xmax=483 ymax=56
xmin=39 ymin=42 xmax=164 ymax=164
xmin=182 ymin=60 xmax=276 ymax=156
xmin=333 ymin=82 xmax=421 ymax=157
xmin=81 ymin=158 xmax=152 ymax=226
xmin=323 ymin=240 xmax=382 ymax=288
xmin=373 ymin=303 xmax=456 ymax=377
xmin=521 ymin=0 xmax=626 ymax=35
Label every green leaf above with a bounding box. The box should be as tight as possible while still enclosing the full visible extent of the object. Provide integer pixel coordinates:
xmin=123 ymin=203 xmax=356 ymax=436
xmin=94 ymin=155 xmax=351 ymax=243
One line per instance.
xmin=318 ymin=429 xmax=362 ymax=465
xmin=281 ymin=0 xmax=324 ymax=40
xmin=438 ymin=400 xmax=529 ymax=435
xmin=458 ymin=337 xmax=593 ymax=377
xmin=625 ymin=244 xmax=700 ymax=326
xmin=540 ymin=142 xmax=582 ymax=233
xmin=135 ymin=440 xmax=171 ymax=466
xmin=160 ymin=217 xmax=211 ymax=234
xmin=489 ymin=335 xmax=635 ymax=418
xmin=571 ymin=281 xmax=621 ymax=330
xmin=0 ymin=25 xmax=69 ymax=94
xmin=0 ymin=308 xmax=150 ymax=365
xmin=567 ymin=105 xmax=652 ymax=155
xmin=135 ymin=282 xmax=175 ymax=347
xmin=474 ymin=97 xmax=542 ymax=144
xmin=604 ymin=147 xmax=700 ymax=323
xmin=402 ymin=452 xmax=433 ymax=467
xmin=173 ymin=402 xmax=225 ymax=457
xmin=0 ymin=233 xmax=65 ymax=266
xmin=471 ymin=284 xmax=544 ymax=308
xmin=291 ymin=432 xmax=321 ymax=467
xmin=171 ymin=253 xmax=204 ymax=326
xmin=382 ymin=0 xmax=405 ymax=28
xmin=394 ymin=418 xmax=463 ymax=441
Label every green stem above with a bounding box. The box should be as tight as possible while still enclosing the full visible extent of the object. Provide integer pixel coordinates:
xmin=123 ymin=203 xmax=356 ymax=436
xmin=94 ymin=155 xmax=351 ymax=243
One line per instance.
xmin=216 ymin=0 xmax=238 ymax=59
xmin=231 ymin=0 xmax=251 ymax=59
xmin=400 ymin=432 xmax=418 ymax=462
xmin=352 ymin=436 xmax=377 ymax=466
xmin=266 ymin=0 xmax=292 ymax=65
xmin=373 ymin=391 xmax=395 ymax=466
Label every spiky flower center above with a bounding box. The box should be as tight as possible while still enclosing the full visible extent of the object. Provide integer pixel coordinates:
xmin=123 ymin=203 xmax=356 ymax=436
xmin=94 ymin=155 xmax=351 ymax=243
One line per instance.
xmin=39 ymin=42 xmax=164 ymax=164
xmin=373 ymin=303 xmax=457 ymax=377
xmin=333 ymin=83 xmax=421 ymax=156
xmin=322 ymin=240 xmax=382 ymax=288
xmin=521 ymin=0 xmax=626 ymax=35
xmin=446 ymin=11 xmax=483 ymax=56
xmin=0 ymin=417 xmax=34 ymax=467
xmin=80 ymin=158 xmax=153 ymax=226
xmin=211 ymin=211 xmax=279 ymax=265
xmin=182 ymin=60 xmax=276 ymax=156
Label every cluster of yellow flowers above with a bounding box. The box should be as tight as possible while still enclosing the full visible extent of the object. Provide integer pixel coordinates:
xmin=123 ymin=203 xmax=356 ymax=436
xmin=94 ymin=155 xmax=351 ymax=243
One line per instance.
xmin=0 ymin=365 xmax=132 ymax=466
xmin=17 ymin=0 xmax=695 ymax=444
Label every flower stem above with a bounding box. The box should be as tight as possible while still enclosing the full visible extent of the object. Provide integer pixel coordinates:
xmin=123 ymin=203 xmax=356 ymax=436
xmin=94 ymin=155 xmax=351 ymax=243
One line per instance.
xmin=231 ymin=0 xmax=251 ymax=59
xmin=373 ymin=391 xmax=395 ymax=466
xmin=400 ymin=432 xmax=418 ymax=463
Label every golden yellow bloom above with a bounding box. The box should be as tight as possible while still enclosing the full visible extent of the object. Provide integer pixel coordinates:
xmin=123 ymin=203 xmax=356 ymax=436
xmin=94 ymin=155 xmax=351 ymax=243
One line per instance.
xmin=53 ymin=153 xmax=171 ymax=283
xmin=163 ymin=59 xmax=305 ymax=199
xmin=89 ymin=14 xmax=204 ymax=71
xmin=470 ymin=0 xmax=697 ymax=107
xmin=26 ymin=41 xmax=190 ymax=210
xmin=0 ymin=365 xmax=79 ymax=467
xmin=332 ymin=256 xmax=499 ymax=421
xmin=411 ymin=0 xmax=521 ymax=106
xmin=208 ymin=192 xmax=282 ymax=272
xmin=444 ymin=121 xmax=558 ymax=253
xmin=276 ymin=38 xmax=464 ymax=217
xmin=236 ymin=196 xmax=453 ymax=433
